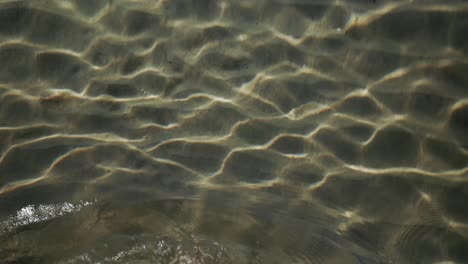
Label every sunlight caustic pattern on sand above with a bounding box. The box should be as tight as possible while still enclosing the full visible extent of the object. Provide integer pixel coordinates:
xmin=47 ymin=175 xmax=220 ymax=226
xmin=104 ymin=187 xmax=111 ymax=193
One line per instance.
xmin=0 ymin=0 xmax=467 ymax=263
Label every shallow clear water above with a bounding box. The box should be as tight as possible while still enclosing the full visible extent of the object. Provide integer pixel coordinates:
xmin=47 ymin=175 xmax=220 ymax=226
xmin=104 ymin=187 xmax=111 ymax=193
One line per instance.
xmin=0 ymin=0 xmax=467 ymax=263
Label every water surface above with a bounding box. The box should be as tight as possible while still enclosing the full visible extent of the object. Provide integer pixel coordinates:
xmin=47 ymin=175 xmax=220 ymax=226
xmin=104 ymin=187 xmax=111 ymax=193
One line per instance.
xmin=1 ymin=0 xmax=468 ymax=263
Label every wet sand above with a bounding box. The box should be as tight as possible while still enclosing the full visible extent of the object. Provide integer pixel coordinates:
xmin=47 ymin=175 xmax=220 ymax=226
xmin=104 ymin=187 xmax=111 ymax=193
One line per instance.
xmin=0 ymin=0 xmax=468 ymax=263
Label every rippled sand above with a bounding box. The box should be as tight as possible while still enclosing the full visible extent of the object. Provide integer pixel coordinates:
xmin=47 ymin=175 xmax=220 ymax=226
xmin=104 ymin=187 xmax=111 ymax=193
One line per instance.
xmin=0 ymin=0 xmax=468 ymax=263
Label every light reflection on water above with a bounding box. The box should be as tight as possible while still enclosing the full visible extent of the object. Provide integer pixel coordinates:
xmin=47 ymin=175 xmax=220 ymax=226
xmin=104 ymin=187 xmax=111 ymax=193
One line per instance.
xmin=0 ymin=0 xmax=467 ymax=263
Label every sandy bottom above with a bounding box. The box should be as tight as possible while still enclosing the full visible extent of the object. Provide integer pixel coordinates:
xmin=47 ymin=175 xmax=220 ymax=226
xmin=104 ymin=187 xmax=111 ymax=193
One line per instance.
xmin=0 ymin=0 xmax=468 ymax=263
